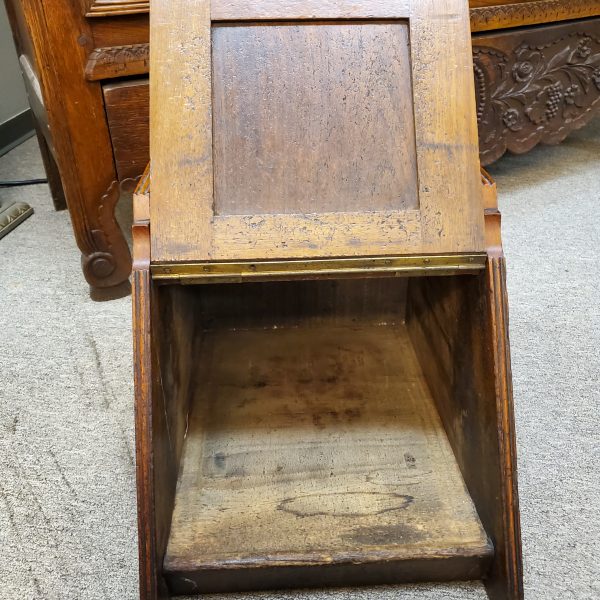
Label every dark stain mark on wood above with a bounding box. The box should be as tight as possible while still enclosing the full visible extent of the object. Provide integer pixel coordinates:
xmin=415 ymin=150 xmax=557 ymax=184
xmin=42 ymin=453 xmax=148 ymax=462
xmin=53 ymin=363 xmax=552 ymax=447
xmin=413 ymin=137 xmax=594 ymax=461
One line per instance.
xmin=404 ymin=452 xmax=417 ymax=469
xmin=278 ymin=492 xmax=414 ymax=518
xmin=344 ymin=523 xmax=418 ymax=546
xmin=214 ymin=452 xmax=226 ymax=469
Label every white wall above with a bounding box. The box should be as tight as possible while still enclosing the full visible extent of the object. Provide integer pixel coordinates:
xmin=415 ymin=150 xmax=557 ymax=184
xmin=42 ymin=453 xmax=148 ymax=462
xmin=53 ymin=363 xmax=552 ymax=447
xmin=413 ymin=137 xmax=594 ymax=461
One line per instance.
xmin=0 ymin=2 xmax=29 ymax=125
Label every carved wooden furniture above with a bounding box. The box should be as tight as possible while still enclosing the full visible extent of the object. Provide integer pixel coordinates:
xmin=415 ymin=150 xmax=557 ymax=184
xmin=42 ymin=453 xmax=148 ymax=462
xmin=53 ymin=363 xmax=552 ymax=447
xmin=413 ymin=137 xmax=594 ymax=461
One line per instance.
xmin=132 ymin=2 xmax=523 ymax=599
xmin=472 ymin=6 xmax=600 ymax=164
xmin=4 ymin=0 xmax=600 ymax=290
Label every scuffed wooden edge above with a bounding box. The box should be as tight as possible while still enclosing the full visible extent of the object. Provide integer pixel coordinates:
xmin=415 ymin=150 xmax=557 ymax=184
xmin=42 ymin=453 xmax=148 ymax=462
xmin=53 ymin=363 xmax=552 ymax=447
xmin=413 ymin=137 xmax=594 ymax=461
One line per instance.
xmin=481 ymin=168 xmax=502 ymax=255
xmin=150 ymin=0 xmax=213 ymax=261
xmin=484 ymin=255 xmax=524 ymax=600
xmin=133 ymin=164 xmax=150 ymax=270
xmin=132 ymin=272 xmax=155 ymax=599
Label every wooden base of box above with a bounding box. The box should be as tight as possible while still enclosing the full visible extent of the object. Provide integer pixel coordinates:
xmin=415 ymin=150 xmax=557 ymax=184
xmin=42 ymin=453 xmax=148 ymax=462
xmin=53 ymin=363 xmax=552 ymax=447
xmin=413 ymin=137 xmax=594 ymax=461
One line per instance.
xmin=164 ymin=322 xmax=493 ymax=594
xmin=133 ymin=261 xmax=523 ymax=600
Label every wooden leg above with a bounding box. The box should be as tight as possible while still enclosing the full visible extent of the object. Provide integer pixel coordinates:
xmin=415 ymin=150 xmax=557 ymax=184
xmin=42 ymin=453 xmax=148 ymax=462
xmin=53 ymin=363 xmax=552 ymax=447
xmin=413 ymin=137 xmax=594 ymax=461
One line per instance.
xmin=34 ymin=125 xmax=66 ymax=211
xmin=5 ymin=0 xmax=133 ymax=291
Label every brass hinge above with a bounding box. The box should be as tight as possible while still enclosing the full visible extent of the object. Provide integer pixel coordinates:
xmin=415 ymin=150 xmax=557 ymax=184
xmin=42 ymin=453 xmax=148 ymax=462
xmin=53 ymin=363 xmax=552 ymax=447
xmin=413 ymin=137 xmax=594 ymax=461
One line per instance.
xmin=151 ymin=253 xmax=487 ymax=284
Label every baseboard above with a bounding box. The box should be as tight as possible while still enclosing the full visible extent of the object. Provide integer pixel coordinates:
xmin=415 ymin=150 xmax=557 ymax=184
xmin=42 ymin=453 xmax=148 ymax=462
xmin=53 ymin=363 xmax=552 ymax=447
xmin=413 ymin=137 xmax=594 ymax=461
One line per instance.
xmin=0 ymin=109 xmax=35 ymax=157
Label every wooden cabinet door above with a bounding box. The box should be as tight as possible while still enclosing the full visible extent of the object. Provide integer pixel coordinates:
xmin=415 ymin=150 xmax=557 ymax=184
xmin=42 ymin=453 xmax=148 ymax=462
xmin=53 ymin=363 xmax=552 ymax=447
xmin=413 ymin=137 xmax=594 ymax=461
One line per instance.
xmin=150 ymin=0 xmax=485 ymax=263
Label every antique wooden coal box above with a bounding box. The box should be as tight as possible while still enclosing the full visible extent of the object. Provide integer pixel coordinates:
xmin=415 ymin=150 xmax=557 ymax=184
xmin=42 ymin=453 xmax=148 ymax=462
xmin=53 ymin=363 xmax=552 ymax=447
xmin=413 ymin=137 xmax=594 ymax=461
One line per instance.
xmin=132 ymin=1 xmax=523 ymax=599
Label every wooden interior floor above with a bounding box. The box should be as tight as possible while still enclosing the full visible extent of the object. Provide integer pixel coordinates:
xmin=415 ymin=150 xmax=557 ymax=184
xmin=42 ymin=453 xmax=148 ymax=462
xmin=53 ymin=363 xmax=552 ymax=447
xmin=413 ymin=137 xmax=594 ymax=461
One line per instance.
xmin=164 ymin=323 xmax=493 ymax=593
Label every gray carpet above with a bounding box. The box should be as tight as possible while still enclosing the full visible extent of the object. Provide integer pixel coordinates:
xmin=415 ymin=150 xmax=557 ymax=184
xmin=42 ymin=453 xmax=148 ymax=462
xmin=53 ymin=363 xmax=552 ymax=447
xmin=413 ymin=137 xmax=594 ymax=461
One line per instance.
xmin=1 ymin=122 xmax=599 ymax=600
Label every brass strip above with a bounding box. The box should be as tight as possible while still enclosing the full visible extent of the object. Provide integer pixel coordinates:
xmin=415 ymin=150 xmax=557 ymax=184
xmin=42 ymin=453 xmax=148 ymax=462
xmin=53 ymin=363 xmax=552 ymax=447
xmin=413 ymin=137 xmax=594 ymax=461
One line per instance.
xmin=151 ymin=254 xmax=487 ymax=284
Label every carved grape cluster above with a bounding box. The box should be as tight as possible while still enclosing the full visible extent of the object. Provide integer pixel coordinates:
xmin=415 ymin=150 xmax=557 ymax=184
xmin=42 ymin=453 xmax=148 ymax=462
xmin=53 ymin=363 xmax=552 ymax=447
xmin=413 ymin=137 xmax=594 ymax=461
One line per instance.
xmin=564 ymin=84 xmax=580 ymax=105
xmin=502 ymin=108 xmax=521 ymax=131
xmin=576 ymin=38 xmax=592 ymax=59
xmin=545 ymin=82 xmax=564 ymax=120
xmin=474 ymin=30 xmax=600 ymax=163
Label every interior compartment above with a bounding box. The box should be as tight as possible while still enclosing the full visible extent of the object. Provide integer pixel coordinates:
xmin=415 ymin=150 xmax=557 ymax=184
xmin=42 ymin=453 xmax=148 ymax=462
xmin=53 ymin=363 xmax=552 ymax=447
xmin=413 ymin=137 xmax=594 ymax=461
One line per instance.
xmin=152 ymin=275 xmax=498 ymax=595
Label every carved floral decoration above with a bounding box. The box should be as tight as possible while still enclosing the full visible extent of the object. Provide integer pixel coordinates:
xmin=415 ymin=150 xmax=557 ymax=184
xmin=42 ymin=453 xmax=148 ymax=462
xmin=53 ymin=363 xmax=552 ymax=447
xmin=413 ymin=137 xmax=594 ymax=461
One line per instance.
xmin=474 ymin=32 xmax=600 ymax=163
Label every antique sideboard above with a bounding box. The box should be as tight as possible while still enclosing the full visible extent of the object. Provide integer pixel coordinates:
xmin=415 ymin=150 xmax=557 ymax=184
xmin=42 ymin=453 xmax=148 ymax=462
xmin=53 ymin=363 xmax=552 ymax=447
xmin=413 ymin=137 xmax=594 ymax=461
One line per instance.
xmin=5 ymin=0 xmax=600 ymax=291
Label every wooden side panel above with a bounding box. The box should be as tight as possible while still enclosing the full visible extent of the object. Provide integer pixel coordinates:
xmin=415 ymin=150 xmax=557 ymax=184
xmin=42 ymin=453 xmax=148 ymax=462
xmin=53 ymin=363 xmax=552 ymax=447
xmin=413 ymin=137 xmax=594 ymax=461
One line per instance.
xmin=406 ymin=258 xmax=523 ymax=600
xmin=133 ymin=193 xmax=199 ymax=599
xmin=133 ymin=279 xmax=200 ymax=599
xmin=103 ymin=79 xmax=149 ymax=180
xmin=132 ymin=197 xmax=165 ymax=598
xmin=212 ymin=22 xmax=417 ymax=216
xmin=150 ymin=0 xmax=213 ymax=261
xmin=133 ymin=269 xmax=163 ymax=599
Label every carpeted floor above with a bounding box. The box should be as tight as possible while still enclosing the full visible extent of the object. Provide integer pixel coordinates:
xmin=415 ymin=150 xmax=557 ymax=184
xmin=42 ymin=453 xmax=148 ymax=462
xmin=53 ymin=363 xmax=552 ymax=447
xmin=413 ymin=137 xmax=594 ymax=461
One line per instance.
xmin=1 ymin=121 xmax=599 ymax=600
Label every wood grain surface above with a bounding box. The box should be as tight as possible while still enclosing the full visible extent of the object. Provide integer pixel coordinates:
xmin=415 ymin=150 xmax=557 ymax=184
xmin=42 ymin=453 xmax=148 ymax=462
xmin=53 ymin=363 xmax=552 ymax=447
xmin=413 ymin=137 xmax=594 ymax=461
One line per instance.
xmin=213 ymin=22 xmax=417 ymax=216
xmin=210 ymin=0 xmax=411 ymax=20
xmin=406 ymin=259 xmax=523 ymax=600
xmin=103 ymin=79 xmax=149 ymax=180
xmin=151 ymin=0 xmax=484 ymax=262
xmin=164 ymin=323 xmax=492 ymax=593
xmin=150 ymin=0 xmax=214 ymax=261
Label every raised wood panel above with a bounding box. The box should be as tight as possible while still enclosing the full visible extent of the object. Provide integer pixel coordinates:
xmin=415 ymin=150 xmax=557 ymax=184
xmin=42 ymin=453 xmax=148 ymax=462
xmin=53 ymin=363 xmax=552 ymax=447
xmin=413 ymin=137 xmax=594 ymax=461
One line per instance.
xmin=103 ymin=79 xmax=149 ymax=180
xmin=212 ymin=22 xmax=418 ymax=216
xmin=151 ymin=0 xmax=484 ymax=263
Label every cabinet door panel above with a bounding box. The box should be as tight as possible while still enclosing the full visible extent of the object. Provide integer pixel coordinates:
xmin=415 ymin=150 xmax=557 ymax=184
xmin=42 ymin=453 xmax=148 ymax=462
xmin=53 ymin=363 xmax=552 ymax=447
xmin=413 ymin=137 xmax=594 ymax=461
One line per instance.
xmin=150 ymin=0 xmax=484 ymax=263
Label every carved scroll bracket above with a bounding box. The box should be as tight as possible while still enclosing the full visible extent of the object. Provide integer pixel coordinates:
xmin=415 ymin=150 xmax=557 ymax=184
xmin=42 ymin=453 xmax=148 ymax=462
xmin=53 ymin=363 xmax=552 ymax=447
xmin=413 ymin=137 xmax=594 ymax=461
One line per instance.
xmin=81 ymin=176 xmax=140 ymax=287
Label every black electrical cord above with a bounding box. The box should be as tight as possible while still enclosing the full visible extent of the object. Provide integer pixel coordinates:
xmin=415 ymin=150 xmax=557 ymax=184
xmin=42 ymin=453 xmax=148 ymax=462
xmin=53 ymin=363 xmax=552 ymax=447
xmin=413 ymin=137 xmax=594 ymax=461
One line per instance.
xmin=0 ymin=178 xmax=48 ymax=188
